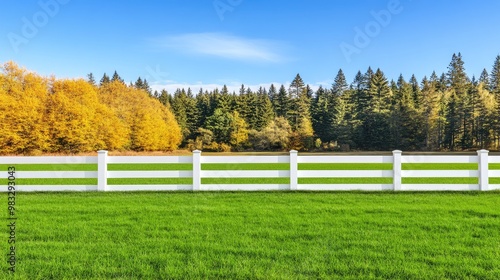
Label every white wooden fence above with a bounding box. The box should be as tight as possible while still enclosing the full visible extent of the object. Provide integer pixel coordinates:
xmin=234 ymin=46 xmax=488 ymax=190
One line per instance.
xmin=2 ymin=150 xmax=500 ymax=192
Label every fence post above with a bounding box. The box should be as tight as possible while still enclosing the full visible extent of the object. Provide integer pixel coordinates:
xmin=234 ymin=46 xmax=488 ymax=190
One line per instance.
xmin=290 ymin=150 xmax=298 ymax=191
xmin=477 ymin=149 xmax=489 ymax=191
xmin=393 ymin=150 xmax=402 ymax=191
xmin=97 ymin=150 xmax=108 ymax=192
xmin=193 ymin=150 xmax=201 ymax=191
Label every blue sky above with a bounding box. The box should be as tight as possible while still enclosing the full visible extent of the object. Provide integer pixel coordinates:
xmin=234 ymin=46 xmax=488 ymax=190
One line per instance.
xmin=1 ymin=0 xmax=500 ymax=93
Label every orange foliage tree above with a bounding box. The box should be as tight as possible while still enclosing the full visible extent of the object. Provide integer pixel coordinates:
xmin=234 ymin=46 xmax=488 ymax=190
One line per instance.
xmin=0 ymin=62 xmax=181 ymax=154
xmin=0 ymin=62 xmax=50 ymax=154
xmin=99 ymin=81 xmax=181 ymax=151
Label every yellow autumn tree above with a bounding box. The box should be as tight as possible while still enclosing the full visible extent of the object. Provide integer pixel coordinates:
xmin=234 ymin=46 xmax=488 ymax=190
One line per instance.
xmin=99 ymin=81 xmax=181 ymax=151
xmin=0 ymin=62 xmax=180 ymax=154
xmin=47 ymin=79 xmax=129 ymax=152
xmin=291 ymin=117 xmax=314 ymax=150
xmin=0 ymin=62 xmax=49 ymax=154
xmin=230 ymin=111 xmax=249 ymax=148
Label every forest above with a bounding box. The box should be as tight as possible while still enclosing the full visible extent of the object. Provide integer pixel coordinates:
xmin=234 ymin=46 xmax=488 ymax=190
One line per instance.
xmin=1 ymin=52 xmax=500 ymax=154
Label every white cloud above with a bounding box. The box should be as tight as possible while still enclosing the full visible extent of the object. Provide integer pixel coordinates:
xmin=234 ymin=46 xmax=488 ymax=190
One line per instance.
xmin=154 ymin=32 xmax=288 ymax=63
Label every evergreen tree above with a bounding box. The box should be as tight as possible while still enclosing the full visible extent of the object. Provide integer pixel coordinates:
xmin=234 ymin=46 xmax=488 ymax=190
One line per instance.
xmin=445 ymin=53 xmax=471 ymax=150
xmin=360 ymin=68 xmax=391 ymax=150
xmin=409 ymin=74 xmax=422 ymax=110
xmin=420 ymin=76 xmax=441 ymax=150
xmin=475 ymin=83 xmax=496 ymax=148
xmin=158 ymin=89 xmax=170 ymax=106
xmin=289 ymin=73 xmax=305 ymax=98
xmin=111 ymin=70 xmax=124 ymax=84
xmin=369 ymin=68 xmax=391 ymax=113
xmin=490 ymin=55 xmax=500 ymax=148
xmin=205 ymin=108 xmax=234 ymax=144
xmin=392 ymin=74 xmax=425 ymax=149
xmin=311 ymin=86 xmax=330 ymax=142
xmin=100 ymin=73 xmax=110 ymax=86
xmin=350 ymin=71 xmax=370 ymax=119
xmin=274 ymin=84 xmax=289 ymax=118
xmin=87 ymin=73 xmax=96 ymax=86
xmin=184 ymin=88 xmax=199 ymax=140
xmin=490 ymin=55 xmax=500 ymax=96
xmin=142 ymin=79 xmax=152 ymax=96
xmin=196 ymin=89 xmax=212 ymax=128
xmin=171 ymin=88 xmax=199 ymax=142
xmin=348 ymin=71 xmax=369 ymax=149
xmin=235 ymin=85 xmax=251 ymax=128
xmin=268 ymin=84 xmax=277 ymax=107
xmin=444 ymin=90 xmax=460 ymax=150
xmin=288 ymin=77 xmax=311 ymax=131
xmin=171 ymin=89 xmax=188 ymax=139
xmin=216 ymin=85 xmax=233 ymax=113
xmin=479 ymin=69 xmax=490 ymax=87
xmin=135 ymin=77 xmax=144 ymax=89
xmin=255 ymin=87 xmax=274 ymax=130
xmin=332 ymin=69 xmax=348 ymax=96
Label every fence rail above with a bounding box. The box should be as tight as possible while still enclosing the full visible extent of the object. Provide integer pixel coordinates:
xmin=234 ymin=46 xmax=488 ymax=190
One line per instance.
xmin=2 ymin=150 xmax=500 ymax=192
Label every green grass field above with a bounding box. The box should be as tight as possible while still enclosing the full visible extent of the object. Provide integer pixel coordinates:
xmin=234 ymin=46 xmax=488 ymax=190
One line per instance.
xmin=2 ymin=192 xmax=500 ymax=279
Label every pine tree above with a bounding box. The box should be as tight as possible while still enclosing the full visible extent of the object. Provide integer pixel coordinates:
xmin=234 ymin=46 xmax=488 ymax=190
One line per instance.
xmin=216 ymin=85 xmax=233 ymax=113
xmin=490 ymin=55 xmax=500 ymax=96
xmin=490 ymin=55 xmax=500 ymax=148
xmin=311 ymin=86 xmax=330 ymax=142
xmin=361 ymin=68 xmax=391 ymax=150
xmin=289 ymin=73 xmax=305 ymax=98
xmin=479 ymin=69 xmax=490 ymax=87
xmin=369 ymin=68 xmax=391 ymax=113
xmin=475 ymin=82 xmax=496 ymax=148
xmin=327 ymin=69 xmax=349 ymax=143
xmin=87 ymin=73 xmax=96 ymax=86
xmin=171 ymin=89 xmax=188 ymax=139
xmin=348 ymin=71 xmax=369 ymax=149
xmin=420 ymin=76 xmax=441 ymax=150
xmin=285 ymin=74 xmax=310 ymax=131
xmin=350 ymin=71 xmax=370 ymax=119
xmin=391 ymin=74 xmax=411 ymax=148
xmin=392 ymin=74 xmax=425 ymax=149
xmin=111 ymin=70 xmax=124 ymax=84
xmin=409 ymin=74 xmax=422 ymax=110
xmin=158 ymin=89 xmax=170 ymax=106
xmin=205 ymin=108 xmax=234 ymax=144
xmin=255 ymin=87 xmax=274 ymax=130
xmin=444 ymin=90 xmax=460 ymax=150
xmin=142 ymin=79 xmax=152 ymax=96
xmin=196 ymin=89 xmax=212 ymax=129
xmin=236 ymin=85 xmax=251 ymax=126
xmin=445 ymin=53 xmax=471 ymax=150
xmin=268 ymin=84 xmax=277 ymax=107
xmin=100 ymin=73 xmax=110 ymax=86
xmin=274 ymin=84 xmax=289 ymax=118
xmin=184 ymin=88 xmax=199 ymax=140
xmin=332 ymin=69 xmax=348 ymax=96
xmin=135 ymin=77 xmax=144 ymax=89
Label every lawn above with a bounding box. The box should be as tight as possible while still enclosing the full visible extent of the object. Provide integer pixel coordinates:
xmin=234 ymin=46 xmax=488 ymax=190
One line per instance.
xmin=2 ymin=192 xmax=500 ymax=279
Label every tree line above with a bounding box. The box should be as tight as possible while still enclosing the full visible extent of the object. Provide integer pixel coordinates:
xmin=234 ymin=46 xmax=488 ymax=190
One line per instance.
xmin=1 ymin=53 xmax=499 ymax=154
xmin=162 ymin=53 xmax=500 ymax=152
